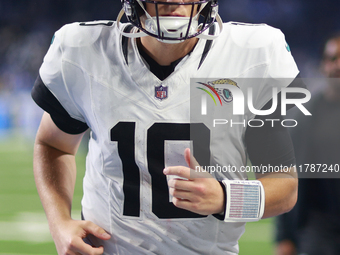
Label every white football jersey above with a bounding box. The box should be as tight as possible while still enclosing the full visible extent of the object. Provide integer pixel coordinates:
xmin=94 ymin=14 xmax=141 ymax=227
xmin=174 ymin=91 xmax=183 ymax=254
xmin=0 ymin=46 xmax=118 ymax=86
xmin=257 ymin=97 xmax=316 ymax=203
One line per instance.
xmin=39 ymin=20 xmax=299 ymax=254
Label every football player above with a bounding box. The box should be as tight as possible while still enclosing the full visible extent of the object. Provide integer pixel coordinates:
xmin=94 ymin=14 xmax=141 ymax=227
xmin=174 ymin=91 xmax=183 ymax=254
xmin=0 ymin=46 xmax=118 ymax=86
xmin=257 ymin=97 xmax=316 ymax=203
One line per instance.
xmin=32 ymin=0 xmax=299 ymax=254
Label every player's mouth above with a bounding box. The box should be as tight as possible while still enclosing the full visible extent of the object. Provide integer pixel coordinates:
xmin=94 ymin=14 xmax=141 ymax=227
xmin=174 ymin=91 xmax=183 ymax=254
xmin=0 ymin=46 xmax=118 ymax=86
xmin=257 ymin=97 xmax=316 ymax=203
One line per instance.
xmin=161 ymin=12 xmax=186 ymax=17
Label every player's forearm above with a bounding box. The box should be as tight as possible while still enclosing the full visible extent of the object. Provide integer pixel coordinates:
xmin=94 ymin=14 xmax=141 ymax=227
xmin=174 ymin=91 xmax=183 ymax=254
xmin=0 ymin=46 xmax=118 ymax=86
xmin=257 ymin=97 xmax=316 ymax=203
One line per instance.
xmin=33 ymin=142 xmax=77 ymax=225
xmin=256 ymin=168 xmax=298 ymax=219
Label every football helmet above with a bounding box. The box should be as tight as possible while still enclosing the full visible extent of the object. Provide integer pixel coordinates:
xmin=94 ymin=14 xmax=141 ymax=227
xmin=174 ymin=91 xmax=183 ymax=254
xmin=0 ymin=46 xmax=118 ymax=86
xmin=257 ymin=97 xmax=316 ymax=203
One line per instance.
xmin=117 ymin=0 xmax=223 ymax=44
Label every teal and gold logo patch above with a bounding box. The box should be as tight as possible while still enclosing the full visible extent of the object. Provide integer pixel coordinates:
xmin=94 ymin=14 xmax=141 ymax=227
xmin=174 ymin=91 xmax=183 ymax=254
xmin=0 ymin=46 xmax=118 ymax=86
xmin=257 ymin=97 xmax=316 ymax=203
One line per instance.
xmin=196 ymin=79 xmax=239 ymax=105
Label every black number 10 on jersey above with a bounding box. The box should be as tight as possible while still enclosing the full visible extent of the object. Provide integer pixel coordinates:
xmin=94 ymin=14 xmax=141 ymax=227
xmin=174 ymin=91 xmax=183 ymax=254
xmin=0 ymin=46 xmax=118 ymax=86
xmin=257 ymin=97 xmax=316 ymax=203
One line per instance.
xmin=111 ymin=122 xmax=211 ymax=219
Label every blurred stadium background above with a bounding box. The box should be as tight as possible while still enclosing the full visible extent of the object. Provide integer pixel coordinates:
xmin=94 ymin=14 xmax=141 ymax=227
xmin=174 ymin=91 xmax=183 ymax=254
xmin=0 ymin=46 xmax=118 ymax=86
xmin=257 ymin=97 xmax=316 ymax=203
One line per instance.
xmin=1 ymin=0 xmax=340 ymax=254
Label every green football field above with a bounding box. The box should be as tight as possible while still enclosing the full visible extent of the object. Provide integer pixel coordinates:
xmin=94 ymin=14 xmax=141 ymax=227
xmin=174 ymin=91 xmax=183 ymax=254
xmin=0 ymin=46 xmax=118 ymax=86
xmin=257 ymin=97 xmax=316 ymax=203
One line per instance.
xmin=0 ymin=134 xmax=275 ymax=255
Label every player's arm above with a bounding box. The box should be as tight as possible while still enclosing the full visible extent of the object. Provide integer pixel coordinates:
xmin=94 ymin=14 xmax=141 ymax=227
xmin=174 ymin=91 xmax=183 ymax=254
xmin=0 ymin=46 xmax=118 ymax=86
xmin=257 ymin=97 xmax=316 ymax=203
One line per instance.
xmin=255 ymin=169 xmax=297 ymax=218
xmin=34 ymin=112 xmax=111 ymax=255
xmin=251 ymin=120 xmax=298 ymax=220
xmin=246 ymin=77 xmax=305 ymax=218
xmin=247 ymin=119 xmax=298 ymax=218
xmin=246 ymin=119 xmax=298 ymax=219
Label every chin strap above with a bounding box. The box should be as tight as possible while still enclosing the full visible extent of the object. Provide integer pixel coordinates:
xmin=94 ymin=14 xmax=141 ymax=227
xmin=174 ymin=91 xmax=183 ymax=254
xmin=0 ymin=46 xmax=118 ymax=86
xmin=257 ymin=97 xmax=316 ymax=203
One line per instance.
xmin=196 ymin=14 xmax=223 ymax=40
xmin=117 ymin=9 xmax=148 ymax=38
xmin=116 ymin=8 xmax=223 ymax=41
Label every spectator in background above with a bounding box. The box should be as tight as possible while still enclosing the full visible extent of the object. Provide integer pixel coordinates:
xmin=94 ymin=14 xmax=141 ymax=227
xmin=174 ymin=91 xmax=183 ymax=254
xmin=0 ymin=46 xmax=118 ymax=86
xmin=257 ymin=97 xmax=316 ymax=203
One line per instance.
xmin=275 ymin=34 xmax=340 ymax=255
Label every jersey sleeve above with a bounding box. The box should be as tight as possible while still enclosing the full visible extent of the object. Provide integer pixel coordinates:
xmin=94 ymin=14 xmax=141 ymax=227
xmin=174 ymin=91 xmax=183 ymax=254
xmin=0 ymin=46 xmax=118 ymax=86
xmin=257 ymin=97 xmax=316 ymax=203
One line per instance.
xmin=267 ymin=30 xmax=299 ymax=79
xmin=38 ymin=27 xmax=87 ymax=124
xmin=31 ymin=74 xmax=89 ymax=134
xmin=247 ymin=28 xmax=300 ymax=118
xmin=33 ymin=25 xmax=90 ymax=133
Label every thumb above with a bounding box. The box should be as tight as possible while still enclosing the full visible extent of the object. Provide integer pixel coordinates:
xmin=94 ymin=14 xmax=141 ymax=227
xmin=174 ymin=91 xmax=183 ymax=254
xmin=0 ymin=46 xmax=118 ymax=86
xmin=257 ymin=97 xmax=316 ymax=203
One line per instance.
xmin=184 ymin=148 xmax=200 ymax=170
xmin=184 ymin=148 xmax=213 ymax=179
xmin=83 ymin=221 xmax=111 ymax=240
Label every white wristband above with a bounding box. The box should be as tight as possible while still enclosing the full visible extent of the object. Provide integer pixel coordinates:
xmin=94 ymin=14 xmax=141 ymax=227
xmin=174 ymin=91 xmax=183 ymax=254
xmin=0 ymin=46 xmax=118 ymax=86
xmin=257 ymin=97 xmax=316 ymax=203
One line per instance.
xmin=221 ymin=180 xmax=265 ymax=222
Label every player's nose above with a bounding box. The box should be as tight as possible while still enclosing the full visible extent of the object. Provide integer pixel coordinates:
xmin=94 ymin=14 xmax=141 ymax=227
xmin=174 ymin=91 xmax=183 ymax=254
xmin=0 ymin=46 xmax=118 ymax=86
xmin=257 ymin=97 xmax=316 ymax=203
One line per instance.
xmin=161 ymin=0 xmax=185 ymax=13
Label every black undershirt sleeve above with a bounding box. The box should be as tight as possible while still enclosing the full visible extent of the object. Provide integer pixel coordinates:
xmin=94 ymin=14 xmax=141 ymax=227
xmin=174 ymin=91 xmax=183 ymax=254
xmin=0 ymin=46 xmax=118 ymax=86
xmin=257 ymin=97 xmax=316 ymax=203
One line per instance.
xmin=245 ymin=116 xmax=296 ymax=169
xmin=31 ymin=74 xmax=89 ymax=134
xmin=245 ymin=75 xmax=306 ymax=169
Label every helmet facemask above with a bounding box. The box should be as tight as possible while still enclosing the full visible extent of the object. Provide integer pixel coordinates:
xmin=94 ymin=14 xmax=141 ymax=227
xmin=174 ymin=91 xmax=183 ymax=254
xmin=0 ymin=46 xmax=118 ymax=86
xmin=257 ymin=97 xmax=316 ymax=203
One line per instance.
xmin=119 ymin=0 xmax=222 ymax=43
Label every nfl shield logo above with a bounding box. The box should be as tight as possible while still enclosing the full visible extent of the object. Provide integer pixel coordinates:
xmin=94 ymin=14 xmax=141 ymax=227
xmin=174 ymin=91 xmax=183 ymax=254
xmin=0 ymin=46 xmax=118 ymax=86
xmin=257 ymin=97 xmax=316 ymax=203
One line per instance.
xmin=155 ymin=84 xmax=168 ymax=100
